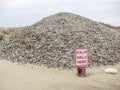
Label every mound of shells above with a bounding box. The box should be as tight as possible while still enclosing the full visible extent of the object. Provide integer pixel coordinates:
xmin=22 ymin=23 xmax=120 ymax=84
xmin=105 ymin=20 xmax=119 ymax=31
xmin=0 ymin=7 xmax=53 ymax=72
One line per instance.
xmin=0 ymin=12 xmax=120 ymax=68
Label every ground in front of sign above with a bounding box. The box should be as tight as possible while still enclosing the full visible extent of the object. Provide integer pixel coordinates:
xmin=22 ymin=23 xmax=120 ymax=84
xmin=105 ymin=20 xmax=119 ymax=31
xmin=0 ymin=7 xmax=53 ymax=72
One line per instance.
xmin=0 ymin=59 xmax=120 ymax=90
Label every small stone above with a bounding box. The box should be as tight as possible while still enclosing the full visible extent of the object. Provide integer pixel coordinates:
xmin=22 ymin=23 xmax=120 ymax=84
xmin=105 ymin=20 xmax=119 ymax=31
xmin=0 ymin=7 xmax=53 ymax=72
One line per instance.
xmin=104 ymin=68 xmax=118 ymax=74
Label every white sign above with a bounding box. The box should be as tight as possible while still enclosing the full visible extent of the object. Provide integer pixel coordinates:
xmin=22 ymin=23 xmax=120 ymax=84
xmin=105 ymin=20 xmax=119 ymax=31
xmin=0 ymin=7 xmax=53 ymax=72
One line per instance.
xmin=75 ymin=48 xmax=88 ymax=67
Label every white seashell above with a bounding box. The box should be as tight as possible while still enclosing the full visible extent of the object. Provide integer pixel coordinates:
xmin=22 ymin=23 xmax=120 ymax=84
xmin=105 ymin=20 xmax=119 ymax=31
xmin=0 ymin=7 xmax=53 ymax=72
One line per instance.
xmin=104 ymin=68 xmax=118 ymax=74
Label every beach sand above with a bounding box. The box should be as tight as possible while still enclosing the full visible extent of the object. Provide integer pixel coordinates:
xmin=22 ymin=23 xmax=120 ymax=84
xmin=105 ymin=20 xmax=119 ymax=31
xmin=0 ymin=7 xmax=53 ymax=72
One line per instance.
xmin=0 ymin=59 xmax=120 ymax=90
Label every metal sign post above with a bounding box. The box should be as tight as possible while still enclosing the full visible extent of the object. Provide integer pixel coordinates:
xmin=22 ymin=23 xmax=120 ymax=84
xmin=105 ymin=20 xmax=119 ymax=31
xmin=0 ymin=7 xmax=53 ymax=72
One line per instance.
xmin=75 ymin=48 xmax=88 ymax=77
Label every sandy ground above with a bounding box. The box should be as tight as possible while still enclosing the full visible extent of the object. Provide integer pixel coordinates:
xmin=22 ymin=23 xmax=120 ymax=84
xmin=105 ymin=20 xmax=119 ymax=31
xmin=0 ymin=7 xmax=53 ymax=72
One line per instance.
xmin=0 ymin=59 xmax=120 ymax=90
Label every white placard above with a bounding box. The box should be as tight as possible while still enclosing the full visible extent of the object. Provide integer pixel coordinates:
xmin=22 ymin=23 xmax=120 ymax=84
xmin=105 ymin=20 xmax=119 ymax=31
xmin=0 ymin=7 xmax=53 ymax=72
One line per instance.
xmin=75 ymin=48 xmax=88 ymax=67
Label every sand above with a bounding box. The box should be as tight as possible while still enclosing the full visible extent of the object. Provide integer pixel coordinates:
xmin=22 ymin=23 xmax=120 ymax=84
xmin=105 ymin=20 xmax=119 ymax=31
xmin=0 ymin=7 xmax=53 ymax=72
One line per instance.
xmin=0 ymin=59 xmax=120 ymax=90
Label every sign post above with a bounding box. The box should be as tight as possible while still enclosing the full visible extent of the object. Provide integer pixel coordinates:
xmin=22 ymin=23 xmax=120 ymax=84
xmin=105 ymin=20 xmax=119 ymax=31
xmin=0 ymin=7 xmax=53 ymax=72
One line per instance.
xmin=75 ymin=48 xmax=88 ymax=77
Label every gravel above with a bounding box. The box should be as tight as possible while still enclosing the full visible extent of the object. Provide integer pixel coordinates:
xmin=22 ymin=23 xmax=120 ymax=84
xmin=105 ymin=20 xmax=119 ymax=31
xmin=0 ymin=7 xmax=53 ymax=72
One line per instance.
xmin=0 ymin=12 xmax=120 ymax=68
